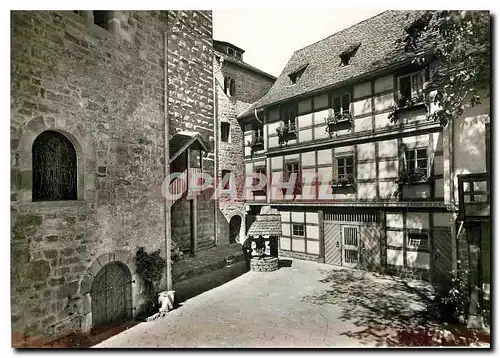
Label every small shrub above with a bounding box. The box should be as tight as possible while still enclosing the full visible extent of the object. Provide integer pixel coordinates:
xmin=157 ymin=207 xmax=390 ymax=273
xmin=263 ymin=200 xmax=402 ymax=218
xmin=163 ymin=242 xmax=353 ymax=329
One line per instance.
xmin=135 ymin=247 xmax=167 ymax=312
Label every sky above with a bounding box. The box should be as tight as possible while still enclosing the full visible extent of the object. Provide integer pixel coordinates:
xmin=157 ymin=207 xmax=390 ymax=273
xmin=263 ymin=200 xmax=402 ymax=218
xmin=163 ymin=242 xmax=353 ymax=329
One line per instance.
xmin=213 ymin=9 xmax=384 ymax=78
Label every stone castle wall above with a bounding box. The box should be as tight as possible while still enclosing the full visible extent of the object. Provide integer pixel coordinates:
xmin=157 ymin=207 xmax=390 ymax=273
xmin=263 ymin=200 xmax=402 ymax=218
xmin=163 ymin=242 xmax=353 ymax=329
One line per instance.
xmin=10 ymin=10 xmax=213 ymax=345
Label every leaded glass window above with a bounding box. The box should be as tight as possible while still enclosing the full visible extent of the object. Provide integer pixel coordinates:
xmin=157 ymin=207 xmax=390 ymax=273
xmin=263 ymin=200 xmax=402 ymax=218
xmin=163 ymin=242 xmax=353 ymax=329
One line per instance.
xmin=32 ymin=131 xmax=77 ymax=201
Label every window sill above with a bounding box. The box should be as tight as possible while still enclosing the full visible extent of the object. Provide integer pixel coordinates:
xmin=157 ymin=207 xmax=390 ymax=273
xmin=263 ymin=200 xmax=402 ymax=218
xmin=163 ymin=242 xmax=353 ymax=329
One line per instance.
xmin=14 ymin=200 xmax=87 ymax=209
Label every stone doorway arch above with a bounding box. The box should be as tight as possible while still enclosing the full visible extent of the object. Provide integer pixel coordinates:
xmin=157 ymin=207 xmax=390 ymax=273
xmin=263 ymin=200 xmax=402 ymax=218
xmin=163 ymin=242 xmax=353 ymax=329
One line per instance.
xmin=229 ymin=215 xmax=242 ymax=244
xmin=79 ymin=251 xmax=139 ymax=332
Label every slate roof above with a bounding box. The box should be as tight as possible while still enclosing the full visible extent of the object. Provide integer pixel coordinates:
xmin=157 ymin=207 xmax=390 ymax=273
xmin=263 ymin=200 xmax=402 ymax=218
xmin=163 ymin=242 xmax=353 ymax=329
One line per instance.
xmin=169 ymin=131 xmax=208 ymax=163
xmin=214 ymin=50 xmax=277 ymax=81
xmin=238 ymin=10 xmax=433 ymax=118
xmin=247 ymin=214 xmax=282 ymax=237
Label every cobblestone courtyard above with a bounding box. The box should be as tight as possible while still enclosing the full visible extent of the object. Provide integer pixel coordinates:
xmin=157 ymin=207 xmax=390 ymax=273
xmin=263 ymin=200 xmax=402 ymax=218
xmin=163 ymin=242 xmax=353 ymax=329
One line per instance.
xmin=96 ymin=259 xmax=440 ymax=348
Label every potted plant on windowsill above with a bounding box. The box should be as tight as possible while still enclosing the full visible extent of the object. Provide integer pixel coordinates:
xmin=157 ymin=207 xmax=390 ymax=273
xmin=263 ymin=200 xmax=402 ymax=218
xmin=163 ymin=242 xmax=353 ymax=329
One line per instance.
xmin=331 ymin=174 xmax=355 ymax=188
xmin=324 ymin=112 xmax=353 ymax=137
xmin=388 ymin=92 xmax=429 ymax=123
xmin=395 ymin=168 xmax=431 ymax=184
xmin=276 ymin=121 xmax=298 ymax=145
xmin=246 ymin=136 xmax=264 ymax=155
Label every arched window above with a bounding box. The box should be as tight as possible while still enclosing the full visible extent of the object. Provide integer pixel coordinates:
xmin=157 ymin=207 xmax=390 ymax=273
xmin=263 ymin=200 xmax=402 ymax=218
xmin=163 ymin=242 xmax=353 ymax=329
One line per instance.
xmin=223 ymin=76 xmax=235 ymax=97
xmin=32 ymin=130 xmax=77 ymax=201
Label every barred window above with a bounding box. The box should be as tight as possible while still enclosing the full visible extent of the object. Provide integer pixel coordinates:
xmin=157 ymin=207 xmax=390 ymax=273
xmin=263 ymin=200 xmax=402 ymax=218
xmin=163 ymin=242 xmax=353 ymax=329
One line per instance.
xmin=407 ymin=233 xmax=429 ymax=250
xmin=32 ymin=131 xmax=77 ymax=201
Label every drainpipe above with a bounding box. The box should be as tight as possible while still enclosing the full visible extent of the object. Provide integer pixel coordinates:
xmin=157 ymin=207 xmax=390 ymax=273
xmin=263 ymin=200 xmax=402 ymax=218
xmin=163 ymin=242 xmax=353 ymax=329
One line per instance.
xmin=213 ymin=55 xmax=223 ymax=246
xmin=163 ymin=22 xmax=172 ymax=290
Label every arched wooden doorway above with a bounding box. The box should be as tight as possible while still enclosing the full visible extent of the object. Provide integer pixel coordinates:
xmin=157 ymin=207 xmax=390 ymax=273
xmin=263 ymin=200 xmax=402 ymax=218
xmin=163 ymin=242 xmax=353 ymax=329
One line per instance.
xmin=91 ymin=262 xmax=132 ymax=328
xmin=229 ymin=215 xmax=242 ymax=244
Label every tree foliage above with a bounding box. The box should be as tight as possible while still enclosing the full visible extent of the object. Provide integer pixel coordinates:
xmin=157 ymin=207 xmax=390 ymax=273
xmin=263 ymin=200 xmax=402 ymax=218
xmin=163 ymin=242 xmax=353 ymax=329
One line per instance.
xmin=401 ymin=11 xmax=490 ymax=126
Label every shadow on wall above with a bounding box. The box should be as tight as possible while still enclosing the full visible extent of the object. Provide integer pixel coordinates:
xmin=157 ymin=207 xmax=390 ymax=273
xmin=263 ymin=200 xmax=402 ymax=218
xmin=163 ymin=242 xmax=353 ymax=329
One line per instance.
xmin=300 ymin=267 xmax=440 ymax=346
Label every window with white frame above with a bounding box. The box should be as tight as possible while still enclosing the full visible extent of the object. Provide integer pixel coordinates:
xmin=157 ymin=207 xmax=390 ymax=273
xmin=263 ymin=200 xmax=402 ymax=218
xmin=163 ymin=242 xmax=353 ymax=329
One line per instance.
xmin=404 ymin=148 xmax=427 ymax=175
xmin=227 ymin=47 xmax=234 ymax=56
xmin=332 ymin=93 xmax=350 ymax=115
xmin=398 ymin=71 xmax=424 ymax=103
xmin=336 ymin=156 xmax=354 ymax=180
xmin=280 ymin=104 xmax=297 ymax=131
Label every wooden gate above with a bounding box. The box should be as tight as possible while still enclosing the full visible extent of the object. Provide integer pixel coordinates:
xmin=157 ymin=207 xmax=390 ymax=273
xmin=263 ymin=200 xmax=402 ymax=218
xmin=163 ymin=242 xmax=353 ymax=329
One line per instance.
xmin=324 ymin=222 xmax=342 ymax=265
xmin=342 ymin=226 xmax=359 ymax=267
xmin=323 ymin=211 xmax=381 ymax=271
xmin=91 ymin=262 xmax=132 ymax=328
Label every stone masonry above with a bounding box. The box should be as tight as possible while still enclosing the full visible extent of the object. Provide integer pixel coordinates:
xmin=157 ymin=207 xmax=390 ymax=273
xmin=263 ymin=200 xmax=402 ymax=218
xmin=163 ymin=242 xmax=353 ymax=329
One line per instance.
xmin=10 ymin=10 xmax=213 ymax=346
xmin=214 ymin=42 xmax=275 ymax=244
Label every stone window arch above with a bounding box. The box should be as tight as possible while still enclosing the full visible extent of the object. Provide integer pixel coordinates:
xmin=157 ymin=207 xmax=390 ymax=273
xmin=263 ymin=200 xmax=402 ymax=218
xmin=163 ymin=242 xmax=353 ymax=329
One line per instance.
xmin=223 ymin=76 xmax=235 ymax=97
xmin=13 ymin=115 xmax=95 ymax=203
xmin=32 ymin=130 xmax=78 ymax=201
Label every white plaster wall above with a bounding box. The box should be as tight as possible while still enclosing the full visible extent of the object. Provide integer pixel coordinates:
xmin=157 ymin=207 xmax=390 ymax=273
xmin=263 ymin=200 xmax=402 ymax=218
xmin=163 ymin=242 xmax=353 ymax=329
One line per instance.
xmin=291 ymin=211 xmax=304 ymax=223
xmin=402 ymin=134 xmax=429 ymax=147
xmin=374 ymin=112 xmax=393 ymax=130
xmin=298 ymin=113 xmax=313 ymax=128
xmin=354 ymin=81 xmax=371 ymax=99
xmin=374 ymin=74 xmax=394 ymax=93
xmin=353 ymin=98 xmax=372 ymax=116
xmin=358 ymin=162 xmax=376 ymax=180
xmin=280 ymin=237 xmax=291 ymax=250
xmin=354 ymin=116 xmax=373 ymax=132
xmin=317 ymin=166 xmax=332 ymax=183
xmin=379 ymin=181 xmax=398 ymax=199
xmin=307 ymin=241 xmax=320 ymax=255
xmin=357 ymin=183 xmax=377 ymax=199
xmin=387 ymin=248 xmax=404 ymax=266
xmin=292 ymin=239 xmax=305 ymax=252
xmin=407 ymin=251 xmax=430 ymax=269
xmin=305 ymin=212 xmax=319 ymax=224
xmin=298 ymin=128 xmax=313 ymax=142
xmin=302 ymin=151 xmax=315 ymax=166
xmin=314 ymin=109 xmax=330 ymax=125
xmin=386 ymin=212 xmax=403 ymax=228
xmin=378 ymin=139 xmax=398 ymax=157
xmin=271 ymin=156 xmax=283 ymax=170
xmin=373 ymin=93 xmax=393 ymax=112
xmin=379 ymin=160 xmax=398 ymax=178
xmin=317 ymin=149 xmax=332 ymax=165
xmin=358 ymin=142 xmax=376 ymax=160
xmin=307 ymin=225 xmax=319 ymax=239
xmin=406 ymin=213 xmax=429 ymax=230
xmin=314 ymin=125 xmax=329 ymax=140
xmin=387 ymin=230 xmax=404 ymax=247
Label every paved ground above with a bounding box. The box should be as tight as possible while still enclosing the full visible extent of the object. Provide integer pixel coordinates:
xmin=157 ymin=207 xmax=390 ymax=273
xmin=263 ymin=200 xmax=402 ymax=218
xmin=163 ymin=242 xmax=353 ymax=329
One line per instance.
xmin=95 ymin=259 xmax=437 ymax=348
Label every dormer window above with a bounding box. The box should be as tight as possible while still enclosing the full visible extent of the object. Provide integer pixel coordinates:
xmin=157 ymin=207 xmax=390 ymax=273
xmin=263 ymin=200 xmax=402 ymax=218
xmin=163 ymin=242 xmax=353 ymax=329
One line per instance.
xmin=93 ymin=11 xmax=110 ymax=30
xmin=223 ymin=76 xmax=235 ymax=97
xmin=235 ymin=51 xmax=242 ymax=60
xmin=288 ymin=64 xmax=308 ymax=85
xmin=339 ymin=42 xmax=361 ymax=66
xmin=227 ymin=47 xmax=235 ymax=56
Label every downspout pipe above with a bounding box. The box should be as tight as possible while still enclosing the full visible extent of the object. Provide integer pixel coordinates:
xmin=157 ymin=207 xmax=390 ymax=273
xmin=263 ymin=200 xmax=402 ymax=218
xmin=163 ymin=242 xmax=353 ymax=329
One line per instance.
xmin=213 ymin=54 xmax=223 ymax=246
xmin=164 ymin=21 xmax=172 ymax=291
xmin=163 ymin=11 xmax=183 ymax=290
